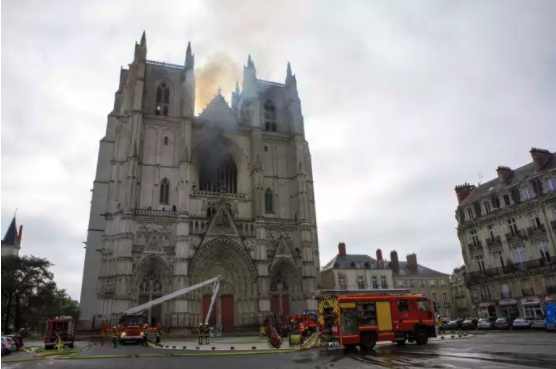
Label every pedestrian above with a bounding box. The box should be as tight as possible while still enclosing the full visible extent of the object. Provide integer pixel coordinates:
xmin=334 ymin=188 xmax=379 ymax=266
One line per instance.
xmin=112 ymin=327 xmax=118 ymax=348
xmin=198 ymin=323 xmax=204 ymax=345
xmin=204 ymin=324 xmax=210 ymax=345
xmin=142 ymin=324 xmax=149 ymax=347
xmin=155 ymin=327 xmax=162 ymax=345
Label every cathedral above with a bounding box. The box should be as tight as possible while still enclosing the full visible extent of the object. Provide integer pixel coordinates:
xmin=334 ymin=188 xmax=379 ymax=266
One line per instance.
xmin=79 ymin=33 xmax=320 ymax=331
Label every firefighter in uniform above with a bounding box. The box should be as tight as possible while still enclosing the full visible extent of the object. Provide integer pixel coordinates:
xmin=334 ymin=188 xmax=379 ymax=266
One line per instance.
xmin=198 ymin=323 xmax=204 ymax=345
xmin=142 ymin=324 xmax=149 ymax=347
xmin=204 ymin=323 xmax=210 ymax=345
xmin=437 ymin=315 xmax=445 ymax=333
xmin=155 ymin=327 xmax=162 ymax=345
xmin=111 ymin=327 xmax=118 ymax=348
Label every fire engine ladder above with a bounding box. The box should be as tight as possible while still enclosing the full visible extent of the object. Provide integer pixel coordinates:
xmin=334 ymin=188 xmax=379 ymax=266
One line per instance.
xmin=122 ymin=275 xmax=222 ymax=326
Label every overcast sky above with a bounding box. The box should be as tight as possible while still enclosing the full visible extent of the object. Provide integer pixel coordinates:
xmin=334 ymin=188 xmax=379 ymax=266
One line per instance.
xmin=2 ymin=0 xmax=555 ymax=300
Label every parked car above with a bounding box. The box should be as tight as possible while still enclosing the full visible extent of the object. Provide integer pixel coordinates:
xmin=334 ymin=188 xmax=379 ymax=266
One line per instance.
xmin=445 ymin=320 xmax=461 ymax=330
xmin=513 ymin=318 xmax=532 ymax=330
xmin=1 ymin=341 xmax=10 ymax=356
xmin=462 ymin=319 xmax=477 ymax=330
xmin=495 ymin=317 xmax=513 ymax=330
xmin=529 ymin=317 xmax=546 ymax=330
xmin=477 ymin=318 xmax=496 ymax=330
xmin=1 ymin=337 xmax=17 ymax=352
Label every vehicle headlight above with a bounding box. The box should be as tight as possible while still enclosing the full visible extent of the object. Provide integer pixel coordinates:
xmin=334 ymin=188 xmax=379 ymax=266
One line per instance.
xmin=121 ymin=333 xmax=126 ymax=337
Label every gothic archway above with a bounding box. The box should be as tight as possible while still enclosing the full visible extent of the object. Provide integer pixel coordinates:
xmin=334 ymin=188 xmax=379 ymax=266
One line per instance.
xmin=188 ymin=237 xmax=258 ymax=329
xmin=269 ymin=258 xmax=304 ymax=322
xmin=133 ymin=254 xmax=172 ymax=326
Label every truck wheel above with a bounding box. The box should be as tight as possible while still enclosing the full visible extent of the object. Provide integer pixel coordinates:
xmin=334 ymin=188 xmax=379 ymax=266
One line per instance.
xmin=68 ymin=343 xmax=74 ymax=349
xmin=396 ymin=339 xmax=407 ymax=345
xmin=360 ymin=333 xmax=377 ymax=350
xmin=415 ymin=329 xmax=429 ymax=345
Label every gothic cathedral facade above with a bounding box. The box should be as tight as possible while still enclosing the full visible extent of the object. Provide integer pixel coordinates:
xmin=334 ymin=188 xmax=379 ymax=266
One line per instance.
xmin=79 ymin=33 xmax=320 ymax=330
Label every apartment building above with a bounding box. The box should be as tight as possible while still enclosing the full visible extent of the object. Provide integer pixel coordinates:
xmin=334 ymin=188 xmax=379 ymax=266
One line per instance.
xmin=320 ymin=243 xmax=394 ymax=291
xmin=391 ymin=251 xmax=454 ymax=318
xmin=455 ymin=148 xmax=556 ymax=320
xmin=449 ymin=266 xmax=474 ymax=318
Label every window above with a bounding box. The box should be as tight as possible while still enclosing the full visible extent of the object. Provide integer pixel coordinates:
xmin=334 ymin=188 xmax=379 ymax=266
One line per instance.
xmin=264 ymin=146 xmax=268 ymax=152
xmin=529 ymin=212 xmax=541 ymax=229
xmin=547 ymin=178 xmax=556 ymax=192
xmin=397 ymin=300 xmax=409 ymax=312
xmin=493 ymin=196 xmax=500 ymax=209
xmin=480 ymin=286 xmax=490 ymax=301
xmin=466 ymin=208 xmax=474 ymax=220
xmin=488 ymin=225 xmax=496 ymax=240
xmin=538 ymin=243 xmax=550 ymax=263
xmin=264 ymin=99 xmax=277 ymax=132
xmin=265 ymin=189 xmax=274 ymax=213
xmin=495 ymin=251 xmax=505 ymax=269
xmin=397 ymin=279 xmax=405 ymax=288
xmin=476 ymin=256 xmax=485 ymax=273
xmin=357 ymin=276 xmax=365 ymax=289
xmin=338 ymin=274 xmax=347 ymax=289
xmin=159 ymin=178 xmax=170 ymax=205
xmin=515 ymin=248 xmax=526 ymax=269
xmin=420 ymin=279 xmax=426 ymax=287
xmin=523 ymin=304 xmax=543 ymax=318
xmin=470 ymin=230 xmax=480 ymax=246
xmin=429 ymin=279 xmax=436 ymax=287
xmin=164 ymin=136 xmax=168 ymax=145
xmin=432 ymin=292 xmax=437 ymax=303
xmin=372 ymin=276 xmax=379 ymax=289
xmin=521 ymin=187 xmax=534 ymax=200
xmin=380 ymin=276 xmax=387 ymax=289
xmin=199 ymin=147 xmax=237 ymax=193
xmin=501 ymin=283 xmax=511 ymax=299
xmin=417 ymin=299 xmax=431 ymax=312
xmin=442 ymin=292 xmax=448 ymax=303
xmin=155 ymin=82 xmax=170 ymax=116
xmin=409 ymin=279 xmax=415 ymax=287
xmin=484 ymin=201 xmax=492 ymax=215
xmin=503 ymin=194 xmax=511 ymax=206
xmin=507 ymin=218 xmax=518 ymax=236
xmin=440 ymin=279 xmax=446 ymax=287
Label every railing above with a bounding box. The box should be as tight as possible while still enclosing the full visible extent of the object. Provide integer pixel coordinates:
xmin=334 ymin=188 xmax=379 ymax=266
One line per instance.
xmin=486 ymin=236 xmax=502 ymax=248
xmin=521 ymin=288 xmax=535 ymax=297
xmin=500 ymin=291 xmax=512 ymax=299
xmin=505 ymin=229 xmax=526 ymax=242
xmin=465 ymin=256 xmax=556 ymax=286
xmin=468 ymin=241 xmax=483 ymax=252
xmin=136 ymin=209 xmax=177 ymax=217
xmin=257 ymin=79 xmax=286 ymax=88
xmin=143 ymin=113 xmax=181 ymax=123
xmin=546 ymin=285 xmax=556 ymax=295
xmin=526 ymin=224 xmax=546 ymax=236
xmin=191 ymin=190 xmax=247 ymax=200
xmin=146 ymin=60 xmax=183 ymax=70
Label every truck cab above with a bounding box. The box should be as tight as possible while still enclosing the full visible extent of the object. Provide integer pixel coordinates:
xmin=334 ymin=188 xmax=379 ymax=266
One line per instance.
xmin=44 ymin=316 xmax=75 ymax=349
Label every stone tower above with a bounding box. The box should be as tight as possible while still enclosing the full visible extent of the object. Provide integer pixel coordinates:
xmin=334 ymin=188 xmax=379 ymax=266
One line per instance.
xmin=79 ymin=33 xmax=320 ymax=331
xmin=1 ymin=216 xmax=23 ymax=257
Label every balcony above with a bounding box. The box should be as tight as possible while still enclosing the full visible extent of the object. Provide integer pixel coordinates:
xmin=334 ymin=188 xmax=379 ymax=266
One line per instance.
xmin=526 ymin=224 xmax=546 ymax=237
xmin=500 ymin=291 xmax=512 ymax=299
xmin=464 ymin=256 xmax=556 ymax=286
xmin=551 ymin=220 xmax=556 ymax=231
xmin=521 ymin=288 xmax=535 ymax=297
xmin=486 ymin=235 xmax=502 ymax=248
xmin=443 ymin=302 xmax=451 ymax=308
xmin=505 ymin=230 xmax=526 ymax=242
xmin=467 ymin=241 xmax=483 ymax=252
xmin=546 ymin=285 xmax=556 ymax=295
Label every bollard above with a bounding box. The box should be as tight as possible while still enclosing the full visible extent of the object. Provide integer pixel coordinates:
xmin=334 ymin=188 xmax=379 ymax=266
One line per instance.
xmin=441 ymin=336 xmax=445 ymax=339
xmin=212 ymin=347 xmax=215 ymax=350
xmin=231 ymin=347 xmax=234 ymax=350
xmin=183 ymin=346 xmax=186 ymax=349
xmin=252 ymin=346 xmax=256 ymax=350
xmin=196 ymin=346 xmax=199 ymax=350
xmin=451 ymin=335 xmax=455 ymax=338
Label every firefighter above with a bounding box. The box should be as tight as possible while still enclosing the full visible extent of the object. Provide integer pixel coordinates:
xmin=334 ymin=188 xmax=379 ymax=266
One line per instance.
xmin=437 ymin=315 xmax=445 ymax=333
xmin=204 ymin=323 xmax=210 ymax=345
xmin=142 ymin=324 xmax=149 ymax=347
xmin=111 ymin=327 xmax=118 ymax=348
xmin=155 ymin=327 xmax=162 ymax=345
xmin=198 ymin=323 xmax=204 ymax=345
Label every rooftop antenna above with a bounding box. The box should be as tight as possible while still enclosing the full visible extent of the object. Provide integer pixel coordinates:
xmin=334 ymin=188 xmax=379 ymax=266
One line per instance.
xmin=478 ymin=172 xmax=483 ymax=186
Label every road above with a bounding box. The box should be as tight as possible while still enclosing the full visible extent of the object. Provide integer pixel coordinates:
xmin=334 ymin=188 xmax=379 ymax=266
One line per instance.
xmin=2 ymin=331 xmax=555 ymax=368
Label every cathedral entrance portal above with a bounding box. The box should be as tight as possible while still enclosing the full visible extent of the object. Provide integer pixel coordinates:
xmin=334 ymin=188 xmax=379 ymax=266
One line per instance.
xmin=189 ymin=238 xmax=258 ymax=329
xmin=269 ymin=259 xmax=304 ymax=324
xmin=133 ymin=255 xmax=170 ymax=327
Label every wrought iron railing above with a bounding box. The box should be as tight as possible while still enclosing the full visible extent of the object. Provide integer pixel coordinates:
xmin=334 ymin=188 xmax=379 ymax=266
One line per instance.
xmin=465 ymin=256 xmax=556 ymax=285
xmin=521 ymin=288 xmax=535 ymax=297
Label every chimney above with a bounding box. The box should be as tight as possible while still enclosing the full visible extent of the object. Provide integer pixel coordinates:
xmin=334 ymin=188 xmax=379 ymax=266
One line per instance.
xmin=530 ymin=148 xmax=552 ymax=170
xmin=18 ymin=225 xmax=23 ymax=239
xmin=496 ymin=166 xmax=513 ymax=183
xmin=406 ymin=253 xmax=418 ymax=271
xmin=390 ymin=250 xmax=399 ymax=272
xmin=376 ymin=249 xmax=383 ymax=261
xmin=454 ymin=183 xmax=476 ymax=204
xmin=338 ymin=242 xmax=346 ymax=256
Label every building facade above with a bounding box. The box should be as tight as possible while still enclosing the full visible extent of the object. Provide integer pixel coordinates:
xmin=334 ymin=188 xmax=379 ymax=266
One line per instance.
xmin=391 ymin=251 xmax=455 ymax=318
xmin=455 ymin=148 xmax=556 ymax=320
xmin=320 ymin=243 xmax=394 ymax=291
xmin=1 ymin=216 xmax=23 ymax=257
xmin=79 ymin=33 xmax=320 ymax=331
xmin=449 ymin=266 xmax=474 ymax=318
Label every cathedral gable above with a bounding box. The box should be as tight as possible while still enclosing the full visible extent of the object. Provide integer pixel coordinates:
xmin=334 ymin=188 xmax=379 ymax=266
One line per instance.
xmin=197 ymin=93 xmax=238 ymax=127
xmin=201 ymin=199 xmax=241 ymax=245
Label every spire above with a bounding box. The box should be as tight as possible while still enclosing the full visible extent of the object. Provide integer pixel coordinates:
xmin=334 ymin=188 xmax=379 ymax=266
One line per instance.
xmin=286 ymin=62 xmax=293 ymax=85
xmin=138 ymin=31 xmax=147 ymax=61
xmin=185 ymin=41 xmax=194 ymax=69
xmin=287 ymin=62 xmax=292 ymax=77
xmin=2 ymin=216 xmax=18 ymax=245
xmin=247 ymin=54 xmax=252 ymax=66
xmin=235 ymin=81 xmax=240 ymax=93
xmin=186 ymin=41 xmax=192 ymax=56
xmin=140 ymin=31 xmax=146 ymax=46
xmin=218 ymin=86 xmax=222 ymax=95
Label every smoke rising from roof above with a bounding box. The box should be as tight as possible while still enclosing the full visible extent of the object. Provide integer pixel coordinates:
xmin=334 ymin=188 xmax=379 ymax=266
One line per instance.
xmin=195 ymin=53 xmax=242 ymax=114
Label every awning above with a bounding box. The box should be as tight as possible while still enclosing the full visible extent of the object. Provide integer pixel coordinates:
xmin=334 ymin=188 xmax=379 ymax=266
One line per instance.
xmin=478 ymin=302 xmax=495 ymax=308
xmin=498 ymin=299 xmax=517 ymax=306
xmin=520 ymin=297 xmax=540 ymax=305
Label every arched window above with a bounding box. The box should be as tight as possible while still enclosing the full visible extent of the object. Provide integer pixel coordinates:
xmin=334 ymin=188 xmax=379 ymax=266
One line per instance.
xmin=159 ymin=178 xmax=170 ymax=205
xmin=164 ymin=136 xmax=168 ymax=145
xmin=199 ymin=151 xmax=237 ymax=194
xmin=264 ymin=99 xmax=276 ymax=132
xmin=265 ymin=188 xmax=274 ymax=213
xmin=155 ymin=82 xmax=170 ymax=116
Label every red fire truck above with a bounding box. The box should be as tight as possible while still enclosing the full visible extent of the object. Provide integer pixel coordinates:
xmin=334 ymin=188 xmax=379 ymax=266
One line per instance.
xmin=291 ymin=311 xmax=319 ymax=336
xmin=316 ymin=289 xmax=436 ymax=350
xmin=102 ymin=315 xmax=160 ymax=344
xmin=44 ymin=316 xmax=76 ymax=349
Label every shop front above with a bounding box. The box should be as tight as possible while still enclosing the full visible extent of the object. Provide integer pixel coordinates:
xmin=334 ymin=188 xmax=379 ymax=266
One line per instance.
xmin=498 ymin=299 xmax=519 ymax=320
xmin=521 ymin=297 xmax=543 ymax=318
xmin=476 ymin=302 xmax=496 ymax=318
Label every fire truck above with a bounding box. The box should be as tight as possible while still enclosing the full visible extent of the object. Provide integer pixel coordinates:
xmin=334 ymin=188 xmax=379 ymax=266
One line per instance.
xmin=101 ymin=275 xmax=222 ymax=344
xmin=291 ymin=311 xmax=319 ymax=337
xmin=44 ymin=316 xmax=76 ymax=349
xmin=316 ymin=289 xmax=436 ymax=350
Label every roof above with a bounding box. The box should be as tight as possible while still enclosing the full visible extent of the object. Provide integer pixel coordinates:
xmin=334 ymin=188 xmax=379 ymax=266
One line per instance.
xmin=1 ymin=217 xmax=18 ymax=246
xmin=394 ymin=261 xmax=448 ymax=277
xmin=321 ymin=254 xmax=377 ymax=271
xmin=197 ymin=92 xmax=238 ymax=125
xmin=459 ymin=151 xmax=555 ymax=207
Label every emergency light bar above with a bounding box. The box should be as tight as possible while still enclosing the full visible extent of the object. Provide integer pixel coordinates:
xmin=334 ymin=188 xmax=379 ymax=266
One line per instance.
xmin=312 ymin=288 xmax=411 ymax=298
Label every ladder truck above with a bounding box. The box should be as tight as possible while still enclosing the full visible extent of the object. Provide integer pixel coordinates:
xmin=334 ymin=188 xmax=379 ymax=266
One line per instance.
xmin=102 ymin=275 xmax=222 ymax=344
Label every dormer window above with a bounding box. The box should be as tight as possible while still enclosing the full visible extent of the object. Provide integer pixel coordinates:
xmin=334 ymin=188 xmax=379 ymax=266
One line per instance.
xmin=521 ymin=186 xmax=534 ymax=201
xmin=547 ymin=177 xmax=556 ymax=192
xmin=502 ymin=194 xmax=511 ymax=207
xmin=466 ymin=207 xmax=474 ymax=220
xmin=155 ymin=82 xmax=170 ymax=116
xmin=483 ymin=201 xmax=492 ymax=215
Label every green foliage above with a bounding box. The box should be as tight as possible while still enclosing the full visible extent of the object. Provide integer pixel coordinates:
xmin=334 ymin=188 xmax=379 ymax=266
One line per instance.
xmin=1 ymin=255 xmax=80 ymax=334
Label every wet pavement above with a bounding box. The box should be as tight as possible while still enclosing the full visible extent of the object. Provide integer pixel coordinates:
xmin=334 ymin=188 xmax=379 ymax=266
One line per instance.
xmin=2 ymin=331 xmax=554 ymax=368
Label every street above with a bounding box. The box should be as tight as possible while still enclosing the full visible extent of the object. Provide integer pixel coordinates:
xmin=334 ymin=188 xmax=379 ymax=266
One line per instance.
xmin=2 ymin=332 xmax=555 ymax=369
